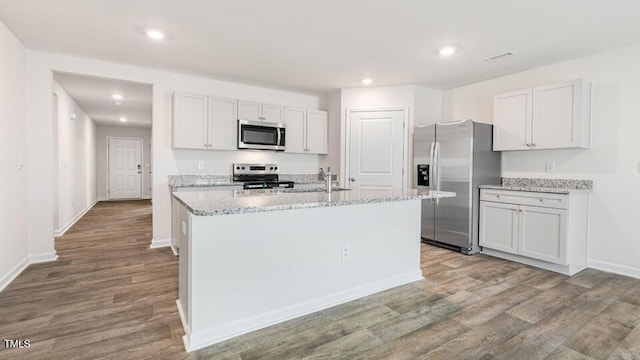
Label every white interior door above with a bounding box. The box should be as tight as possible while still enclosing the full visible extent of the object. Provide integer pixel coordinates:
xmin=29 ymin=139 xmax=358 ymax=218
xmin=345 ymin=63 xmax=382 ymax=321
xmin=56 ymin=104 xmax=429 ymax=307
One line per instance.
xmin=109 ymin=138 xmax=142 ymax=199
xmin=348 ymin=110 xmax=404 ymax=189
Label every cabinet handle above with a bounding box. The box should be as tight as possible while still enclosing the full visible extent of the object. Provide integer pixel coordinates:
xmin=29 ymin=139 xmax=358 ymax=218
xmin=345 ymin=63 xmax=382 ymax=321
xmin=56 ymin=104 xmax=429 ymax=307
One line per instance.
xmin=525 ymin=143 xmax=531 ymax=147
xmin=539 ymin=198 xmax=543 ymax=202
xmin=496 ymin=195 xmax=500 ymax=198
xmin=531 ymin=143 xmax=537 ymax=147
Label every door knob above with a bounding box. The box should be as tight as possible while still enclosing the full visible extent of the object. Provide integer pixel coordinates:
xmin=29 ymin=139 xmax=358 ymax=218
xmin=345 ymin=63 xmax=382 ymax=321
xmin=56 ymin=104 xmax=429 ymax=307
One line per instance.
xmin=349 ymin=177 xmax=356 ymax=182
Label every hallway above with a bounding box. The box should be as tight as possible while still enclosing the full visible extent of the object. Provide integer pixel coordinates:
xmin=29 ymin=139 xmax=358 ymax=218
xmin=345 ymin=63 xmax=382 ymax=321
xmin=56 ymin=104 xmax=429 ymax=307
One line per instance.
xmin=0 ymin=200 xmax=185 ymax=359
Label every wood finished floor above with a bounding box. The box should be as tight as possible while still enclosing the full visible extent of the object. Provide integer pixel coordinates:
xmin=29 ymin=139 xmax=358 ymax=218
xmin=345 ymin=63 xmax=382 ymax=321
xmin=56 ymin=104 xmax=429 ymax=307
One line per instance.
xmin=1 ymin=201 xmax=639 ymax=359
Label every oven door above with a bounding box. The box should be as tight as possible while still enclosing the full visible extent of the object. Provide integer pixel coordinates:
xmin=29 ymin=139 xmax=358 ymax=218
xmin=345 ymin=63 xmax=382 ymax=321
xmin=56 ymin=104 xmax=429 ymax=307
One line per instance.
xmin=238 ymin=120 xmax=286 ymax=151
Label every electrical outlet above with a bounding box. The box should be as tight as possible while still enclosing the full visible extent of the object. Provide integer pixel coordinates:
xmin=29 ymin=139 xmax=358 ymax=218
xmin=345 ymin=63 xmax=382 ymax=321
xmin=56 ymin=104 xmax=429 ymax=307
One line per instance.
xmin=198 ymin=161 xmax=205 ymax=170
xmin=16 ymin=156 xmax=23 ymax=169
xmin=545 ymin=161 xmax=556 ymax=173
xmin=341 ymin=244 xmax=351 ymax=261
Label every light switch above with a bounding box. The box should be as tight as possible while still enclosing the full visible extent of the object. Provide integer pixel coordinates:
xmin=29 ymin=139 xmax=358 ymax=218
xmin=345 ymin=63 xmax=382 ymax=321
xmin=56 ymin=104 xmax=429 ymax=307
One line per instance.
xmin=16 ymin=156 xmax=23 ymax=169
xmin=545 ymin=161 xmax=556 ymax=173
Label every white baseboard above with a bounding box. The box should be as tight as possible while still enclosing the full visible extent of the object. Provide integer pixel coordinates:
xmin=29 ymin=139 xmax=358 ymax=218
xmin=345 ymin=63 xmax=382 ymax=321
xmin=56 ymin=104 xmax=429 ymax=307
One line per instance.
xmin=98 ymin=196 xmax=109 ymax=201
xmin=185 ymin=271 xmax=423 ymax=352
xmin=142 ymin=196 xmax=152 ymax=200
xmin=481 ymin=248 xmax=586 ymax=276
xmin=0 ymin=256 xmax=29 ymax=293
xmin=171 ymin=245 xmax=179 ymax=256
xmin=54 ymin=199 xmax=98 ymax=237
xmin=176 ymin=300 xmax=191 ymax=351
xmin=588 ymin=259 xmax=640 ymax=280
xmin=29 ymin=251 xmax=59 ymax=264
xmin=150 ymin=238 xmax=171 ymax=249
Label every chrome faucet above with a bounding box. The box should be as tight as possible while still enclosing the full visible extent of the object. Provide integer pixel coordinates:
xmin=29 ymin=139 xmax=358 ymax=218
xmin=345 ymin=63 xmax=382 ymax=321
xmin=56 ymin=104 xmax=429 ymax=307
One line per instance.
xmin=320 ymin=167 xmax=332 ymax=193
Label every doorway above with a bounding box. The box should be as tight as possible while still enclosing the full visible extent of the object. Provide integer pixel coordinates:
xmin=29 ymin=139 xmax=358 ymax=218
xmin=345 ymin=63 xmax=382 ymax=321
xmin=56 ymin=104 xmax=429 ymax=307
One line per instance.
xmin=346 ymin=108 xmax=407 ymax=190
xmin=108 ymin=137 xmax=143 ymax=200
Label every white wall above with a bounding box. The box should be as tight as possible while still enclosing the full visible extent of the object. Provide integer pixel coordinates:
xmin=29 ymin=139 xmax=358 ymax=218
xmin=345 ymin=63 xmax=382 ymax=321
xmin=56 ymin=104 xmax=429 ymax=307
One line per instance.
xmin=442 ymin=43 xmax=640 ymax=278
xmin=53 ymin=81 xmax=97 ymax=234
xmin=26 ymin=50 xmax=324 ymax=253
xmin=0 ymin=21 xmax=29 ymax=290
xmin=96 ymin=125 xmax=152 ymax=200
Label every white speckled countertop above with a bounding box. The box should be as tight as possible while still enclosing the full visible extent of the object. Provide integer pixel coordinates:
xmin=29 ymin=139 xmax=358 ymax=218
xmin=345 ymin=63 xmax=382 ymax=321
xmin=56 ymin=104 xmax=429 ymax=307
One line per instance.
xmin=479 ymin=177 xmax=593 ymax=194
xmin=173 ymin=188 xmax=455 ymax=216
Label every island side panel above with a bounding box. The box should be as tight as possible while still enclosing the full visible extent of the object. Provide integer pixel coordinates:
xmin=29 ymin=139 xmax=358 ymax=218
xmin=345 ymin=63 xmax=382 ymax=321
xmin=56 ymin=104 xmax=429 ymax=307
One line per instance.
xmin=186 ymin=199 xmax=422 ymax=351
xmin=177 ymin=202 xmax=191 ymax=336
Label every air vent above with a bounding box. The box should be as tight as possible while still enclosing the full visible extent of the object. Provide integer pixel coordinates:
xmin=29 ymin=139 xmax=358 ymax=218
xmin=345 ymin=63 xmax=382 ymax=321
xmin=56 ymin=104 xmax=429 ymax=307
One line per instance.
xmin=484 ymin=51 xmax=516 ymax=62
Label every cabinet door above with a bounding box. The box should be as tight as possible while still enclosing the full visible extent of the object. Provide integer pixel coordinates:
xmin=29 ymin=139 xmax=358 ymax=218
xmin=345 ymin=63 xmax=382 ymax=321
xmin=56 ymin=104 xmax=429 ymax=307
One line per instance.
xmin=519 ymin=205 xmax=567 ymax=264
xmin=479 ymin=201 xmax=519 ymax=254
xmin=306 ymin=110 xmax=328 ymax=154
xmin=493 ymin=89 xmax=532 ymax=151
xmin=532 ymin=80 xmax=584 ymax=149
xmin=284 ymin=107 xmax=306 ymax=153
xmin=262 ymin=104 xmax=285 ymax=123
xmin=208 ymin=96 xmax=238 ymax=150
xmin=238 ymin=100 xmax=262 ymax=121
xmin=173 ymin=92 xmax=208 ymax=149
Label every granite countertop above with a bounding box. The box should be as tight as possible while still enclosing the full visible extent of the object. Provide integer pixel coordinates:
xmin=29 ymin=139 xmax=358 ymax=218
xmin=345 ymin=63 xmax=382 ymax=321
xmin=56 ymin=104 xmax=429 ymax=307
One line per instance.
xmin=479 ymin=177 xmax=593 ymax=194
xmin=173 ymin=188 xmax=455 ymax=216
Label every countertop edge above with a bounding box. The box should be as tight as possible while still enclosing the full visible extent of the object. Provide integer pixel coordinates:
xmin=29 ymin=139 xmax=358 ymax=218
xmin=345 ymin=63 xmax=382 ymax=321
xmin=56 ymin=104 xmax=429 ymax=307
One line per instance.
xmin=479 ymin=185 xmax=592 ymax=194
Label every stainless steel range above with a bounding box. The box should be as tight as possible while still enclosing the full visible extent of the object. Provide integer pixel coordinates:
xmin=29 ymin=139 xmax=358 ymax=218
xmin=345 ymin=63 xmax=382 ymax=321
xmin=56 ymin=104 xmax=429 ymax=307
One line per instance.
xmin=233 ymin=163 xmax=294 ymax=189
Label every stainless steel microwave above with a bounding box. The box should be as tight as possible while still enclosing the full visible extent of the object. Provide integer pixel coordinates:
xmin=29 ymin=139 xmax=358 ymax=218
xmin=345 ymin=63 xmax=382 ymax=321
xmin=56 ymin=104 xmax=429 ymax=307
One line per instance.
xmin=237 ymin=120 xmax=286 ymax=151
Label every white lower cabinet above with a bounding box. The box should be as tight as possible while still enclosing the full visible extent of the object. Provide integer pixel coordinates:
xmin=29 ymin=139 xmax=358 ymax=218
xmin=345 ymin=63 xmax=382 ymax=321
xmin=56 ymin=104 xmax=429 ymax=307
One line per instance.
xmin=479 ymin=189 xmax=588 ymax=275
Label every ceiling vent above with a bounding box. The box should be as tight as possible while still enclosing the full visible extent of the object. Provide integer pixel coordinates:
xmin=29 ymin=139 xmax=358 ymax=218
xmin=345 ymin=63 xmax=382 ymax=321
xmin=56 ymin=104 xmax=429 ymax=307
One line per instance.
xmin=484 ymin=51 xmax=516 ymax=62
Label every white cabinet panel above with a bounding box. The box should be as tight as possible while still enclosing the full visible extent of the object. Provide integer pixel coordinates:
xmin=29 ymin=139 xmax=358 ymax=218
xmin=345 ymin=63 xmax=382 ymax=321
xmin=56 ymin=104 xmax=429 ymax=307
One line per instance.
xmin=238 ymin=100 xmax=262 ymax=121
xmin=173 ymin=92 xmax=208 ymax=149
xmin=208 ymin=97 xmax=237 ymax=151
xmin=284 ymin=107 xmax=306 ymax=153
xmin=493 ymin=89 xmax=532 ymax=151
xmin=519 ymin=205 xmax=567 ymax=264
xmin=262 ymin=103 xmax=285 ymax=123
xmin=480 ymin=201 xmax=519 ymax=254
xmin=306 ymin=110 xmax=328 ymax=154
xmin=532 ymin=80 xmax=587 ymax=149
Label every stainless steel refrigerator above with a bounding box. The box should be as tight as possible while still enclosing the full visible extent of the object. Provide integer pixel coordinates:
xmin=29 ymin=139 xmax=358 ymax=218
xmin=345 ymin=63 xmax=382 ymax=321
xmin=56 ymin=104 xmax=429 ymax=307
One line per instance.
xmin=413 ymin=120 xmax=501 ymax=254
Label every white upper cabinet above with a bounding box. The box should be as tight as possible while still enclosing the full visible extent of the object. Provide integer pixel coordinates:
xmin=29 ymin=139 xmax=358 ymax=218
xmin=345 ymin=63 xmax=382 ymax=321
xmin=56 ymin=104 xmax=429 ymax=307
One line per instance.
xmin=284 ymin=107 xmax=306 ymax=153
xmin=306 ymin=110 xmax=328 ymax=154
xmin=173 ymin=92 xmax=208 ymax=150
xmin=262 ymin=104 xmax=285 ymax=123
xmin=208 ymin=96 xmax=238 ymax=151
xmin=173 ymin=92 xmax=237 ymax=150
xmin=493 ymin=89 xmax=532 ymax=151
xmin=238 ymin=100 xmax=262 ymax=121
xmin=493 ymin=79 xmax=591 ymax=151
xmin=238 ymin=101 xmax=285 ymax=123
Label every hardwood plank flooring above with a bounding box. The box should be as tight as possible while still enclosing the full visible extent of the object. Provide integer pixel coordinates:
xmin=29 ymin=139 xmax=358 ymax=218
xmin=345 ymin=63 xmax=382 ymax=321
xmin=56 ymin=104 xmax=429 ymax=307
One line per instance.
xmin=1 ymin=200 xmax=639 ymax=359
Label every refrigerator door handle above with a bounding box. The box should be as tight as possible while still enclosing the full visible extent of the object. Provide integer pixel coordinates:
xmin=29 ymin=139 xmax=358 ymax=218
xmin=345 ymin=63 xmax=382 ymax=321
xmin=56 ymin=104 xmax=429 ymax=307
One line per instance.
xmin=429 ymin=142 xmax=435 ymax=190
xmin=434 ymin=141 xmax=440 ymax=204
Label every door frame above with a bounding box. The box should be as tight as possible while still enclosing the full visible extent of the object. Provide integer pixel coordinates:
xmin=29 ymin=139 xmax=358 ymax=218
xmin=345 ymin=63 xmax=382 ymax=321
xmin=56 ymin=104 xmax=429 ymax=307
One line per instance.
xmin=107 ymin=136 xmax=144 ymax=200
xmin=343 ymin=107 xmax=409 ymax=190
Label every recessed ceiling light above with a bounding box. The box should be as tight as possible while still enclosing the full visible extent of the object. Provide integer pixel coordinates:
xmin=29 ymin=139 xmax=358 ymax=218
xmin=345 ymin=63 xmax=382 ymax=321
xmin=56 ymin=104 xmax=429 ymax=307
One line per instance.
xmin=146 ymin=29 xmax=165 ymax=40
xmin=114 ymin=101 xmax=123 ymax=106
xmin=112 ymin=94 xmax=123 ymax=100
xmin=361 ymin=78 xmax=373 ymax=85
xmin=438 ymin=46 xmax=457 ymax=57
xmin=119 ymin=117 xmax=127 ymax=122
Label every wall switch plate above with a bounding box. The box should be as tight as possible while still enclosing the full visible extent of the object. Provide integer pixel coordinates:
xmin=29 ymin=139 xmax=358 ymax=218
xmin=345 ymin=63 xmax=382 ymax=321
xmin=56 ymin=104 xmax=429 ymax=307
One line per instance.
xmin=341 ymin=244 xmax=351 ymax=261
xmin=198 ymin=161 xmax=205 ymax=170
xmin=545 ymin=161 xmax=556 ymax=173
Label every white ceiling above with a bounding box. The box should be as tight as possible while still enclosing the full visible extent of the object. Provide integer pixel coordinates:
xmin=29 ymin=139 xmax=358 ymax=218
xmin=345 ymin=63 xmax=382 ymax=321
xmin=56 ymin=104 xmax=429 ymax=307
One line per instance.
xmin=53 ymin=73 xmax=152 ymax=128
xmin=3 ymin=0 xmax=640 ymax=94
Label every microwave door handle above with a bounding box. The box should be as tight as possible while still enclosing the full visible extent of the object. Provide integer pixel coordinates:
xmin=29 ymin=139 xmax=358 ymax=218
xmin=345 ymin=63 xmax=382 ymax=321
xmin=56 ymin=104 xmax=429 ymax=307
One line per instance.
xmin=277 ymin=128 xmax=282 ymax=146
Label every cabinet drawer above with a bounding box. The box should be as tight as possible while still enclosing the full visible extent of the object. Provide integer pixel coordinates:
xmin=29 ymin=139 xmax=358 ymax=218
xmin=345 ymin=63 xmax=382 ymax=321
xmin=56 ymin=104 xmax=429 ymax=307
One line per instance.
xmin=480 ymin=189 xmax=568 ymax=209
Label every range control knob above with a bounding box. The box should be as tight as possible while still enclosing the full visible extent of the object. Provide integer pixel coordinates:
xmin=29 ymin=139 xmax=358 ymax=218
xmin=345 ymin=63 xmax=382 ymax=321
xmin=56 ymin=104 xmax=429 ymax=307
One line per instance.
xmin=270 ymin=167 xmax=274 ymax=170
xmin=236 ymin=166 xmax=240 ymax=170
xmin=241 ymin=166 xmax=245 ymax=170
xmin=274 ymin=166 xmax=278 ymax=170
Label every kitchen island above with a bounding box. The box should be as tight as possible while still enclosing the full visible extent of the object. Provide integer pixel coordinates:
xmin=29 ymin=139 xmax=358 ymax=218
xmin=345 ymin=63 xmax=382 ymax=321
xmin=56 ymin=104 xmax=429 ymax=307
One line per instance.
xmin=172 ymin=188 xmax=455 ymax=351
